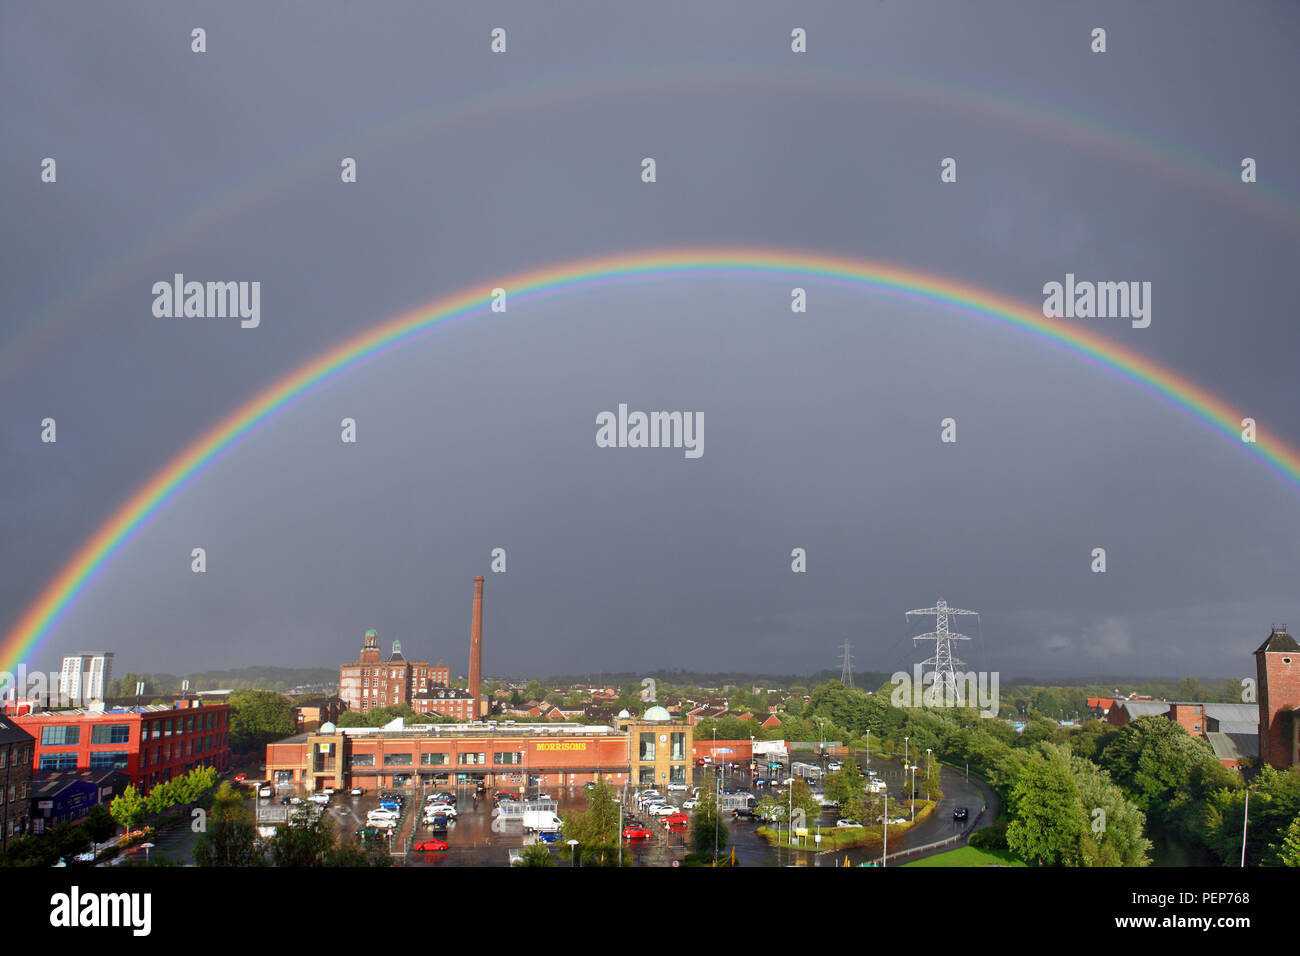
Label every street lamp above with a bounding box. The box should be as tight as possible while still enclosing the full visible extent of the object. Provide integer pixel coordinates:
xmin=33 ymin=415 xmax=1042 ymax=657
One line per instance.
xmin=926 ymin=747 xmax=932 ymax=776
xmin=904 ymin=735 xmax=909 ymax=768
xmin=910 ymin=766 xmax=917 ymax=821
xmin=864 ymin=729 xmax=870 ymax=764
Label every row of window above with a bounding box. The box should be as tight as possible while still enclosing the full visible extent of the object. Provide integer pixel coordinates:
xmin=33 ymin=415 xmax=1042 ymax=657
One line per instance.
xmin=347 ymin=751 xmax=524 ymax=768
xmin=0 ymin=745 xmax=34 ymax=769
xmin=7 ymin=781 xmax=31 ymax=802
xmin=37 ymin=713 xmax=225 ymax=748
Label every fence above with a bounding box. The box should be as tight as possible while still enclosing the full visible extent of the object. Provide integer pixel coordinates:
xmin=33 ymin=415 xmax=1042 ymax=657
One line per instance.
xmin=872 ymin=804 xmax=987 ymax=865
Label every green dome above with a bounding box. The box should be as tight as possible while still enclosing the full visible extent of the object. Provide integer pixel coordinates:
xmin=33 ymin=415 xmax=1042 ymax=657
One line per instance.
xmin=364 ymin=628 xmax=378 ymax=637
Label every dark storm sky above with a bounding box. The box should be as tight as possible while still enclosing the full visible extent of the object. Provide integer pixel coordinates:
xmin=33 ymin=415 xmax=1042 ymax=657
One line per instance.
xmin=3 ymin=0 xmax=1299 ymax=684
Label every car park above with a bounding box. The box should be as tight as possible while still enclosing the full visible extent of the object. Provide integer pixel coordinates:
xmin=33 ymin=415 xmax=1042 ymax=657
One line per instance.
xmin=413 ymin=838 xmax=448 ymax=852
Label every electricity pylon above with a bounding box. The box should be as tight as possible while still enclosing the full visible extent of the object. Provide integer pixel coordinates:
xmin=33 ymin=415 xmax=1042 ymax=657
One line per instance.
xmin=839 ymin=641 xmax=854 ymax=689
xmin=906 ymin=599 xmax=979 ymax=705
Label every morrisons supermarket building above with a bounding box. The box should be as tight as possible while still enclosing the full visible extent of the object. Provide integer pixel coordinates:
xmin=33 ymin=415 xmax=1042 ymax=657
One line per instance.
xmin=265 ymin=709 xmax=694 ymax=793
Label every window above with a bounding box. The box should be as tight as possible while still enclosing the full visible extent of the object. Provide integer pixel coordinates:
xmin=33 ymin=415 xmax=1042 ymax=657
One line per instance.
xmin=40 ymin=725 xmax=79 ymax=746
xmin=91 ymin=724 xmax=131 ymax=745
xmin=639 ymin=733 xmax=655 ymax=761
xmin=638 ymin=767 xmax=655 ymax=785
xmin=185 ymin=717 xmax=194 ymax=734
xmin=348 ymin=754 xmax=375 ymax=767
xmin=670 ymin=764 xmax=687 ymax=784
xmin=40 ymin=753 xmax=78 ymax=771
xmin=164 ymin=719 xmax=174 ymax=737
xmin=382 ymin=753 xmax=412 ymax=767
xmin=420 ymin=753 xmax=448 ymax=766
xmin=89 ymin=751 xmax=129 ymax=770
xmin=671 ymin=732 xmax=686 ymax=761
xmin=458 ymin=752 xmax=486 ymax=765
xmin=493 ymin=752 xmax=522 ymax=765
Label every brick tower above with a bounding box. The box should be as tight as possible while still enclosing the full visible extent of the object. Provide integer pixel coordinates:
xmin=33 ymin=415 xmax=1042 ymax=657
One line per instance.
xmin=469 ymin=576 xmax=484 ymax=717
xmin=1255 ymin=625 xmax=1300 ymax=769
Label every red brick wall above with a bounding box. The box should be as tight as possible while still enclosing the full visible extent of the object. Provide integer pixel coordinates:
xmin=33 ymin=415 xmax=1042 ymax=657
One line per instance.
xmin=1258 ymin=650 xmax=1300 ymax=769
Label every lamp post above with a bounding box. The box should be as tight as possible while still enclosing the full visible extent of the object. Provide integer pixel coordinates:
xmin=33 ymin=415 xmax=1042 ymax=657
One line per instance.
xmin=904 ymin=735 xmax=909 ymax=768
xmin=910 ymin=766 xmax=917 ymax=821
xmin=567 ymin=838 xmax=579 ymax=867
xmin=714 ymin=769 xmax=720 ymax=866
xmin=864 ymin=729 xmax=870 ymax=764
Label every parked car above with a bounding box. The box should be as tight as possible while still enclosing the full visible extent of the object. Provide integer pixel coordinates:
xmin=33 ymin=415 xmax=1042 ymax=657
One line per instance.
xmin=666 ymin=782 xmax=689 ymax=791
xmin=413 ymin=838 xmax=448 ymax=852
xmin=623 ymin=823 xmax=653 ymax=840
xmin=682 ymin=799 xmax=699 ymax=810
xmin=732 ymin=808 xmax=756 ymax=820
xmin=369 ymin=817 xmax=397 ymax=830
xmin=367 ymin=808 xmax=399 ymax=822
xmin=258 ymin=785 xmax=272 ymax=798
xmin=662 ymin=812 xmax=689 ymax=828
xmin=234 ymin=773 xmax=247 ymax=782
xmin=953 ymin=807 xmax=969 ymax=821
xmin=423 ymin=804 xmax=458 ymax=819
xmin=320 ymin=787 xmax=336 ymax=796
xmin=350 ymin=786 xmax=364 ymax=796
xmin=648 ymin=804 xmax=677 ymax=817
xmin=427 ymin=813 xmax=450 ymax=832
xmin=836 ymin=819 xmax=864 ymax=828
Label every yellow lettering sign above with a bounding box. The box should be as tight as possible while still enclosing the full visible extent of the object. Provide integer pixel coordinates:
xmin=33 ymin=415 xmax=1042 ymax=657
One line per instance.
xmin=534 ymin=741 xmax=589 ymax=752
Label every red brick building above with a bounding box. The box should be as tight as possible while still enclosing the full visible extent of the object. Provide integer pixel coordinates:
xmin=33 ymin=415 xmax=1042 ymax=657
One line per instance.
xmin=13 ymin=700 xmax=230 ymax=792
xmin=266 ymin=721 xmax=640 ymax=792
xmin=338 ymin=630 xmax=449 ymax=715
xmin=0 ymin=714 xmax=35 ymax=852
xmin=1257 ymin=625 xmax=1300 ymax=769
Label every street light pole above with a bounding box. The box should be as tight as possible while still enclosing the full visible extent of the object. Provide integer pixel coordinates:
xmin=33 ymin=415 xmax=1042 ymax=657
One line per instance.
xmin=910 ymin=766 xmax=917 ymax=821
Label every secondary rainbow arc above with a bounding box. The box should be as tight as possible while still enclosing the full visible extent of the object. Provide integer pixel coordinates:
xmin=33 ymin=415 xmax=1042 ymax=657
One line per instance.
xmin=3 ymin=246 xmax=1295 ymax=675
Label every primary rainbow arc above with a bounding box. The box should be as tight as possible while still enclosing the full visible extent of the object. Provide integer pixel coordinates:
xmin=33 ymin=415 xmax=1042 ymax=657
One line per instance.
xmin=3 ymin=246 xmax=1295 ymax=674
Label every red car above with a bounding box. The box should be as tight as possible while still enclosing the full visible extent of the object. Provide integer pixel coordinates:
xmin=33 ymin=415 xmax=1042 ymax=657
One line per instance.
xmin=413 ymin=838 xmax=448 ymax=852
xmin=623 ymin=824 xmax=653 ymax=840
xmin=662 ymin=813 xmax=688 ymax=828
xmin=234 ymin=773 xmax=247 ymax=782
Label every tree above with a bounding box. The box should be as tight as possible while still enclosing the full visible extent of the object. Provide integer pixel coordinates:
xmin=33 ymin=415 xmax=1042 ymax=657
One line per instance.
xmin=1005 ymin=752 xmax=1088 ymax=866
xmin=336 ymin=703 xmax=418 ymax=728
xmin=194 ymin=781 xmax=263 ymax=867
xmin=1101 ymin=716 xmax=1221 ymax=812
xmin=265 ymin=808 xmax=379 ymax=867
xmin=560 ymin=779 xmax=621 ymax=865
xmin=228 ymin=690 xmax=296 ymax=751
xmin=110 ymin=785 xmax=149 ymax=832
xmin=83 ymin=804 xmax=118 ymax=845
xmin=824 ymin=759 xmax=865 ymax=810
xmin=514 ymin=843 xmax=556 ymax=867
xmin=692 ymin=785 xmax=729 ymax=859
xmin=1277 ymin=816 xmax=1300 ymax=867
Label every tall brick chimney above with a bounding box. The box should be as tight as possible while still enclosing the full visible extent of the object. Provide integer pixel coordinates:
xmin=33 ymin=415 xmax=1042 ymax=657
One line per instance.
xmin=469 ymin=575 xmax=484 ymax=716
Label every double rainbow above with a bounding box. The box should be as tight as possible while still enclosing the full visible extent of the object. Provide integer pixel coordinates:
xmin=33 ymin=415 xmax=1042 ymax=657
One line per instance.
xmin=3 ymin=247 xmax=1295 ymax=673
